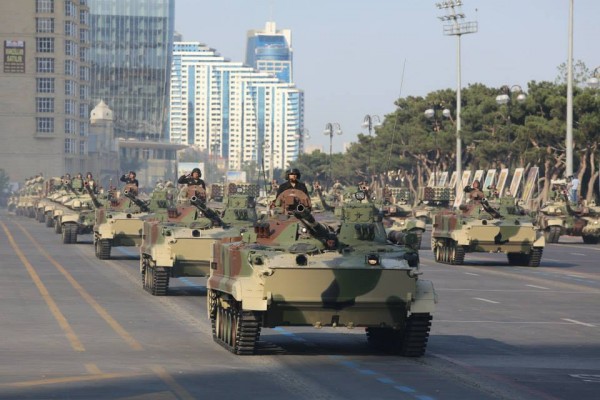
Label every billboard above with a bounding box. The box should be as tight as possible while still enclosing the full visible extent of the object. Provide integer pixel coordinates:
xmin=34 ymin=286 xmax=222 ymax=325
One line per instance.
xmin=226 ymin=170 xmax=247 ymax=183
xmin=4 ymin=40 xmax=25 ymax=73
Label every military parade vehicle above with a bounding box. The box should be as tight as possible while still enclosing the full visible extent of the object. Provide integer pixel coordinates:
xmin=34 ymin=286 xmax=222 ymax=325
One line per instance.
xmin=432 ymin=191 xmax=544 ymax=267
xmin=381 ymin=187 xmax=426 ymax=249
xmin=140 ymin=185 xmax=258 ymax=295
xmin=207 ymin=188 xmax=435 ymax=357
xmin=536 ymin=180 xmax=571 ymax=243
xmin=94 ymin=183 xmax=154 ymax=259
xmin=412 ymin=186 xmax=454 ymax=224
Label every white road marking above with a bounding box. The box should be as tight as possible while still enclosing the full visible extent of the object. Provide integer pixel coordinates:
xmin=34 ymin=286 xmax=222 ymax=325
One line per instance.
xmin=473 ymin=297 xmax=500 ymax=304
xmin=464 ymin=272 xmax=479 ymax=276
xmin=526 ymin=284 xmax=549 ymax=290
xmin=569 ymin=252 xmax=586 ymax=256
xmin=567 ymin=274 xmax=585 ymax=279
xmin=562 ymin=318 xmax=596 ymax=327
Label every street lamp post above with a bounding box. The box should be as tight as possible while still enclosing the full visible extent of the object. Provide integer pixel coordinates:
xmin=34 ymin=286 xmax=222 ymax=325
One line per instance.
xmin=323 ymin=122 xmax=343 ymax=186
xmin=362 ymin=114 xmax=381 ymax=181
xmin=587 ymin=66 xmax=600 ymax=89
xmin=424 ymin=106 xmax=451 ymax=186
xmin=495 ymin=84 xmax=527 ymax=143
xmin=435 ymin=0 xmax=478 ymax=198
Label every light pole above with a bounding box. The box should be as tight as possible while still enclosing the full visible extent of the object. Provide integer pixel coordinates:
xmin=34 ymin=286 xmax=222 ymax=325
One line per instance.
xmin=566 ymin=0 xmax=574 ymax=178
xmin=587 ymin=66 xmax=600 ymax=89
xmin=362 ymin=114 xmax=381 ymax=180
xmin=323 ymin=122 xmax=343 ymax=186
xmin=495 ymin=85 xmax=527 ymax=139
xmin=424 ymin=106 xmax=451 ymax=186
xmin=435 ymin=0 xmax=478 ymax=198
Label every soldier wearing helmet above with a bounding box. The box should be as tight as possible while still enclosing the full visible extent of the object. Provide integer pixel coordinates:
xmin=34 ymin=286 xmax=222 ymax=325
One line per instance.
xmin=276 ymin=168 xmax=309 ymax=197
xmin=465 ymin=179 xmax=485 ymax=202
xmin=120 ymin=171 xmax=139 ymax=187
xmin=178 ymin=167 xmax=206 ymax=189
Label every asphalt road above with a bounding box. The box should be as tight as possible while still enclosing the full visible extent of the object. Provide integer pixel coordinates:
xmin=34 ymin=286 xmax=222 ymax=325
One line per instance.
xmin=0 ymin=210 xmax=598 ymax=400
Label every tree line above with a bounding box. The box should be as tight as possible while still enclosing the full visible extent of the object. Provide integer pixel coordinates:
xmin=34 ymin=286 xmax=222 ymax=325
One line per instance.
xmin=292 ymin=79 xmax=600 ymax=204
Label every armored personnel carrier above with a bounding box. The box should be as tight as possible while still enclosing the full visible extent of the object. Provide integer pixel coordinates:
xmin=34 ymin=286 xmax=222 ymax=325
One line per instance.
xmin=432 ymin=193 xmax=544 ymax=266
xmin=94 ymin=184 xmax=154 ymax=259
xmin=140 ymin=188 xmax=258 ymax=295
xmin=413 ymin=186 xmax=454 ymax=224
xmin=381 ymin=187 xmax=426 ymax=249
xmin=207 ymin=188 xmax=435 ymax=356
xmin=536 ymin=181 xmax=570 ymax=243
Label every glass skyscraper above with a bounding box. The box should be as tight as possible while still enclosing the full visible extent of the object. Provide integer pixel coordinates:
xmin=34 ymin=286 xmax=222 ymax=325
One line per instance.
xmin=170 ymin=42 xmax=304 ymax=174
xmin=88 ymin=0 xmax=175 ymax=139
xmin=245 ymin=21 xmax=293 ymax=83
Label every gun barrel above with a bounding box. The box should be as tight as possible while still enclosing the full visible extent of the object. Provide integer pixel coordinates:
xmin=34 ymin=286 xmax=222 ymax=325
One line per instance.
xmin=191 ymin=196 xmax=225 ymax=226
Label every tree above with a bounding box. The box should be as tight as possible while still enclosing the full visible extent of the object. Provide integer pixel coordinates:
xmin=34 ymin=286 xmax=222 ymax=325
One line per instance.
xmin=555 ymin=60 xmax=591 ymax=87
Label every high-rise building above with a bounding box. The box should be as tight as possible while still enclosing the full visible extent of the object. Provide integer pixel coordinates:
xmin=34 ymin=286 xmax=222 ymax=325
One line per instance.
xmin=88 ymin=0 xmax=175 ymax=139
xmin=245 ymin=21 xmax=293 ymax=83
xmin=170 ymin=42 xmax=304 ymax=175
xmin=0 ymin=0 xmax=92 ymax=182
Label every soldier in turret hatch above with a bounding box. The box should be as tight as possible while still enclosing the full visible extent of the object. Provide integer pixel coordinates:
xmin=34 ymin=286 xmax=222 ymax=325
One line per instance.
xmin=276 ymin=168 xmax=309 ymax=197
xmin=178 ymin=167 xmax=206 ymax=189
xmin=120 ymin=171 xmax=139 ymax=187
xmin=465 ymin=180 xmax=485 ymax=203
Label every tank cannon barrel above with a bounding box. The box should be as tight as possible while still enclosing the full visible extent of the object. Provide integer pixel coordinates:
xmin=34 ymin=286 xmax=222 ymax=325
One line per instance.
xmin=480 ymin=197 xmax=503 ymax=219
xmin=190 ymin=196 xmax=226 ymax=226
xmin=293 ymin=204 xmax=335 ymax=240
xmin=123 ymin=189 xmax=150 ymax=212
xmin=84 ymin=182 xmax=103 ymax=209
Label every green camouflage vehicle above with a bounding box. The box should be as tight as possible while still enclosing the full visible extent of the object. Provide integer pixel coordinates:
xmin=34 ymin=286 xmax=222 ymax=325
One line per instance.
xmin=382 ymin=187 xmax=426 ymax=249
xmin=140 ymin=188 xmax=258 ymax=295
xmin=57 ymin=178 xmax=98 ymax=244
xmin=207 ymin=188 xmax=435 ymax=356
xmin=432 ymin=195 xmax=544 ymax=266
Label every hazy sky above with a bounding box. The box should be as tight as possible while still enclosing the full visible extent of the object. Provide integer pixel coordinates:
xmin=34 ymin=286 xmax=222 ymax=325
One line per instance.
xmin=175 ymin=0 xmax=600 ymax=153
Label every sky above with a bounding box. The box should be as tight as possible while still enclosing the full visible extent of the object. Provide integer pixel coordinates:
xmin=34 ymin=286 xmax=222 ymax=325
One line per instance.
xmin=175 ymin=0 xmax=600 ymax=154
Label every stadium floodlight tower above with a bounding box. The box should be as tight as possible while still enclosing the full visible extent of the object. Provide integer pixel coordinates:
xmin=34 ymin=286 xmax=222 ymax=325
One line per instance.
xmin=434 ymin=0 xmax=478 ymax=200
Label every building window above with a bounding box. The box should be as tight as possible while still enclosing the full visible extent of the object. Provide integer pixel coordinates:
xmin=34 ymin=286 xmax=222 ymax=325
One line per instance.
xmin=36 ymin=97 xmax=54 ymax=113
xmin=65 ymin=119 xmax=76 ymax=134
xmin=79 ymin=141 xmax=86 ymax=155
xmin=79 ymin=9 xmax=88 ymax=25
xmin=64 ymin=138 xmax=76 ymax=154
xmin=36 ymin=77 xmax=55 ymax=93
xmin=65 ymin=40 xmax=78 ymax=57
xmin=79 ymin=66 xmax=89 ymax=81
xmin=65 ymin=99 xmax=77 ymax=115
xmin=65 ymin=80 xmax=77 ymax=96
xmin=79 ymin=104 xmax=88 ymax=119
xmin=64 ymin=60 xmax=77 ymax=77
xmin=36 ymin=37 xmax=54 ymax=53
xmin=79 ymin=28 xmax=88 ymax=44
xmin=36 ymin=18 xmax=54 ymax=33
xmin=36 ymin=117 xmax=54 ymax=133
xmin=79 ymin=122 xmax=88 ymax=136
xmin=79 ymin=84 xmax=89 ymax=100
xmin=65 ymin=21 xmax=77 ymax=38
xmin=65 ymin=1 xmax=76 ymax=17
xmin=36 ymin=0 xmax=54 ymax=13
xmin=79 ymin=46 xmax=89 ymax=62
xmin=36 ymin=57 xmax=54 ymax=73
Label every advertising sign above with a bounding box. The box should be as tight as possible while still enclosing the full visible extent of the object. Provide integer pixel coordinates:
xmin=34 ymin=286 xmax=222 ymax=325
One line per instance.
xmin=510 ymin=167 xmax=525 ymax=198
xmin=4 ymin=40 xmax=25 ymax=73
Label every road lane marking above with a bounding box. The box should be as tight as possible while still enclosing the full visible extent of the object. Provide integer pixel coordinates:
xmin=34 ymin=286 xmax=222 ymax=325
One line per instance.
xmin=150 ymin=365 xmax=196 ymax=400
xmin=16 ymin=223 xmax=143 ymax=351
xmin=464 ymin=272 xmax=479 ymax=276
xmin=473 ymin=297 xmax=500 ymax=304
xmin=1 ymin=371 xmax=145 ymax=388
xmin=0 ymin=221 xmax=85 ymax=352
xmin=569 ymin=253 xmax=586 ymax=256
xmin=562 ymin=318 xmax=596 ymax=327
xmin=85 ymin=363 xmax=102 ymax=374
xmin=526 ymin=284 xmax=549 ymax=290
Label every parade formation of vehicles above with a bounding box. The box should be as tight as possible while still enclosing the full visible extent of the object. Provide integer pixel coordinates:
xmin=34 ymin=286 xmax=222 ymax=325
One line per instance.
xmin=7 ymin=167 xmax=599 ymax=359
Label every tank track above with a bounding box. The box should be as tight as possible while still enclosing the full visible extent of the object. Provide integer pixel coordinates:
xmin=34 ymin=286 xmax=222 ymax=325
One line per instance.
xmin=37 ymin=211 xmax=45 ymax=223
xmin=95 ymin=239 xmax=112 ymax=259
xmin=45 ymin=214 xmax=54 ymax=227
xmin=527 ymin=247 xmax=543 ymax=267
xmin=54 ymin=219 xmax=62 ymax=234
xmin=366 ymin=313 xmax=432 ymax=357
xmin=544 ymin=226 xmax=561 ymax=243
xmin=582 ymin=235 xmax=600 ymax=244
xmin=62 ymin=223 xmax=78 ymax=244
xmin=142 ymin=261 xmax=169 ymax=296
xmin=211 ymin=299 xmax=261 ymax=355
xmin=433 ymin=239 xmax=464 ymax=265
